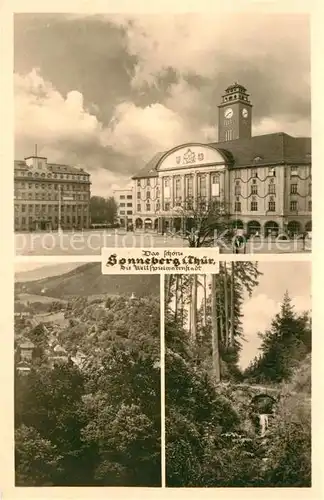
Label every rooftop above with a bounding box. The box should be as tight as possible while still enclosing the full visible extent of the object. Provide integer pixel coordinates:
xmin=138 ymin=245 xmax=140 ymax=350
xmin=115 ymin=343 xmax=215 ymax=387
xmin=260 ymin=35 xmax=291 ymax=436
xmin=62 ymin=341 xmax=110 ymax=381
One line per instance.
xmin=131 ymin=132 xmax=311 ymax=178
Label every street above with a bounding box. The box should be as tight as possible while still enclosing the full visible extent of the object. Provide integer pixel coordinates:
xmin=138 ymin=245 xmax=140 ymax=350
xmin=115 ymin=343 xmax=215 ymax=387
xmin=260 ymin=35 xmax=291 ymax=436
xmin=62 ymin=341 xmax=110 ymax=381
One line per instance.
xmin=15 ymin=230 xmax=312 ymax=256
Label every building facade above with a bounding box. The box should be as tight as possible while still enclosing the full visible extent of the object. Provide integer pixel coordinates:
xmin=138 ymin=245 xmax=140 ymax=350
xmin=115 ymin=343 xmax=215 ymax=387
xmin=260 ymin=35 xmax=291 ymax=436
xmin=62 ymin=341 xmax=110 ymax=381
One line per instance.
xmin=113 ymin=188 xmax=134 ymax=227
xmin=131 ymin=83 xmax=311 ymax=236
xmin=14 ymin=155 xmax=91 ymax=231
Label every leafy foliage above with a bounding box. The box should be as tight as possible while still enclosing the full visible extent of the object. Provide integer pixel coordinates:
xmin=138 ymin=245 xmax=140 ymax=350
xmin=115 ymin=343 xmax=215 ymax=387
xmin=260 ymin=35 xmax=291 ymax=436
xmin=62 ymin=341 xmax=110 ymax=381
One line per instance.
xmin=166 ymin=279 xmax=312 ymax=487
xmin=15 ymin=296 xmax=161 ymax=486
xmin=90 ymin=195 xmax=117 ymax=224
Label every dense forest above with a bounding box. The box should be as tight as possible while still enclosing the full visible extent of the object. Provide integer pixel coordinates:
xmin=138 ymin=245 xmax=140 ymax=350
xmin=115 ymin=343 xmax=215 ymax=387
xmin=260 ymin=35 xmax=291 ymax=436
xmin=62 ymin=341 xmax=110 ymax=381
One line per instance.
xmin=165 ymin=266 xmax=311 ymax=487
xmin=15 ymin=294 xmax=161 ymax=486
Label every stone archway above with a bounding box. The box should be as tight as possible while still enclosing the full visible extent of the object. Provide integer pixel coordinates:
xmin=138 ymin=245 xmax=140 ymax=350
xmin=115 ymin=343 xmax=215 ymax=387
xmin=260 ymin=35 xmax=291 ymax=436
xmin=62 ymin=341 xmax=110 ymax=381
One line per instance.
xmin=287 ymin=220 xmax=301 ymax=235
xmin=250 ymin=394 xmax=277 ymax=436
xmin=135 ymin=218 xmax=143 ymax=229
xmin=144 ymin=218 xmax=152 ymax=229
xmin=305 ymin=220 xmax=312 ymax=232
xmin=264 ymin=220 xmax=279 ymax=237
xmin=173 ymin=217 xmax=182 ymax=232
xmin=247 ymin=220 xmax=261 ymax=236
xmin=232 ymin=219 xmax=244 ymax=229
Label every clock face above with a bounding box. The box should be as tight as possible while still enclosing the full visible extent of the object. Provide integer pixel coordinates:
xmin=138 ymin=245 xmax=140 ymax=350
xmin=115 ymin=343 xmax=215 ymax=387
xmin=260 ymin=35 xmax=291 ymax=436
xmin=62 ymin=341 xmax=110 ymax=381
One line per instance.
xmin=242 ymin=108 xmax=248 ymax=118
xmin=224 ymin=107 xmax=233 ymax=119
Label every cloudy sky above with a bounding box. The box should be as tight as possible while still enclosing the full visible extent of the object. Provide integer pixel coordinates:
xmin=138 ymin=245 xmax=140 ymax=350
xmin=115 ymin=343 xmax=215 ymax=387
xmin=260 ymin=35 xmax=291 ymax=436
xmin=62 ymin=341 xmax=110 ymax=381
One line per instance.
xmin=14 ymin=13 xmax=310 ymax=196
xmin=15 ymin=261 xmax=312 ymax=369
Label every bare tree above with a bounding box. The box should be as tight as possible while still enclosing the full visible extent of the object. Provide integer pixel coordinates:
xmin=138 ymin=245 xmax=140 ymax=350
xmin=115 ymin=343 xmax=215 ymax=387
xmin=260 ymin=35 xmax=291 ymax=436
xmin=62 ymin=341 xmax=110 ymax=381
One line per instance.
xmin=211 ymin=273 xmax=221 ymax=382
xmin=174 ymin=275 xmax=180 ymax=321
xmin=230 ymin=261 xmax=235 ymax=346
xmin=190 ymin=275 xmax=198 ymax=343
xmin=202 ymin=274 xmax=207 ymax=327
xmin=223 ymin=263 xmax=229 ymax=347
xmin=171 ymin=198 xmax=231 ymax=247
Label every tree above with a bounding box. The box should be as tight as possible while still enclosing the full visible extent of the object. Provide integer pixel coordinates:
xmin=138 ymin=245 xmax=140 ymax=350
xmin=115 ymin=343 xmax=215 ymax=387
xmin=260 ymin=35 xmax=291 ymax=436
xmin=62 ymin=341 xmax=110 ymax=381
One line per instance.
xmin=170 ymin=197 xmax=231 ymax=247
xmin=90 ymin=196 xmax=117 ymax=224
xmin=245 ymin=292 xmax=311 ymax=383
xmin=15 ymin=364 xmax=94 ymax=485
xmin=15 ymin=425 xmax=62 ymax=486
xmin=211 ymin=274 xmax=221 ymax=382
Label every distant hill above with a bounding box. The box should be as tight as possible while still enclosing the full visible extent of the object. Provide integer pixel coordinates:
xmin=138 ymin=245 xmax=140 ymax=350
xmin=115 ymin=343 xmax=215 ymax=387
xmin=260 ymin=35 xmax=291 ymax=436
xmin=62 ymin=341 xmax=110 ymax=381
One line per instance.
xmin=15 ymin=263 xmax=82 ymax=282
xmin=15 ymin=262 xmax=160 ymax=298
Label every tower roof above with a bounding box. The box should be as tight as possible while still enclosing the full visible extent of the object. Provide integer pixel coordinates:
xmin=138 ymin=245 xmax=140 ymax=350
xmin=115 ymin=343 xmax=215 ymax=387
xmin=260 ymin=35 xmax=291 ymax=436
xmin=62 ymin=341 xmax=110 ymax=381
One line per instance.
xmin=225 ymin=82 xmax=247 ymax=93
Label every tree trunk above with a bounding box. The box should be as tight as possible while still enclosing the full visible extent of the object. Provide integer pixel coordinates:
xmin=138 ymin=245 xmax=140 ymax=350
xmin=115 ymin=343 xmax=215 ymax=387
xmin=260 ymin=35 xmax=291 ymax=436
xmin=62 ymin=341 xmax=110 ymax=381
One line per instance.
xmin=211 ymin=274 xmax=221 ymax=382
xmin=191 ymin=275 xmax=198 ymax=343
xmin=223 ymin=263 xmax=229 ymax=347
xmin=165 ymin=274 xmax=173 ymax=305
xmin=230 ymin=261 xmax=235 ymax=346
xmin=179 ymin=275 xmax=184 ymax=328
xmin=203 ymin=274 xmax=207 ymax=327
xmin=174 ymin=275 xmax=179 ymax=321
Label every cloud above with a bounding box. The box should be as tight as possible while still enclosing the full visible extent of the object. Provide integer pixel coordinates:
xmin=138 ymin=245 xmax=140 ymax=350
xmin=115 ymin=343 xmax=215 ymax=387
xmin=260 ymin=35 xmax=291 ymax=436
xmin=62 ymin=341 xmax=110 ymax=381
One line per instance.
xmin=14 ymin=13 xmax=310 ymax=195
xmin=90 ymin=167 xmax=133 ymax=198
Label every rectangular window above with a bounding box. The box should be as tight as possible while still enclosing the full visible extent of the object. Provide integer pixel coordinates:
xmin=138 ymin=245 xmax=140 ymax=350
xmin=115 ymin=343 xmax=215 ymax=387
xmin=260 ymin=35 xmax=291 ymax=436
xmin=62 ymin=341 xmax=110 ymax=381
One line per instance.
xmin=290 ymin=200 xmax=298 ymax=211
xmin=269 ymin=167 xmax=276 ymax=177
xmin=290 ymin=184 xmax=298 ymax=194
xmin=137 ymin=192 xmax=141 ymax=199
xmin=175 ymin=177 xmax=181 ymax=200
xmin=234 ymin=201 xmax=241 ymax=212
xmin=146 ymin=204 xmax=151 ymax=211
xmin=185 ymin=175 xmax=193 ymax=198
xmin=308 ymin=183 xmax=312 ymax=195
xmin=250 ymin=201 xmax=258 ymax=211
xmin=146 ymin=178 xmax=150 ymax=187
xmin=199 ymin=175 xmax=207 ymax=198
xmin=127 ymin=203 xmax=132 ymax=207
xmin=120 ymin=210 xmax=125 ymax=215
xmin=127 ymin=195 xmax=132 ymax=199
xmin=127 ymin=210 xmax=133 ymax=215
xmin=251 ymin=168 xmax=258 ymax=178
xmin=21 ymin=205 xmax=26 ymax=212
xmin=290 ymin=166 xmax=298 ymax=177
xmin=234 ymin=184 xmax=241 ymax=195
xmin=146 ymin=191 xmax=150 ymax=199
xmin=251 ymin=184 xmax=258 ymax=195
xmin=120 ymin=195 xmax=125 ymax=199
xmin=164 ymin=201 xmax=170 ymax=211
xmin=137 ymin=180 xmax=141 ymax=187
xmin=268 ymin=201 xmax=276 ymax=212
xmin=137 ymin=204 xmax=141 ymax=212
xmin=268 ymin=183 xmax=276 ymax=194
xmin=120 ymin=203 xmax=125 ymax=207
xmin=308 ymin=200 xmax=312 ymax=211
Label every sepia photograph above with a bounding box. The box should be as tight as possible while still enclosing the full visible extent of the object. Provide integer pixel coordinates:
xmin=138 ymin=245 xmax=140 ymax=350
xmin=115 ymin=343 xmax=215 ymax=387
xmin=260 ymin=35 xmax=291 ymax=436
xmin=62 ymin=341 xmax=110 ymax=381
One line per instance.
xmin=14 ymin=262 xmax=161 ymax=486
xmin=14 ymin=12 xmax=311 ymax=256
xmin=164 ymin=262 xmax=311 ymax=487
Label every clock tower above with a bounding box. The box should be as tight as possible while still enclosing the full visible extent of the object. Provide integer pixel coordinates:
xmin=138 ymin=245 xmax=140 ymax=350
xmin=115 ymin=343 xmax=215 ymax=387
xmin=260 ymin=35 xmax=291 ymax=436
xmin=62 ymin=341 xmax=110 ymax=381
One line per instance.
xmin=218 ymin=83 xmax=253 ymax=142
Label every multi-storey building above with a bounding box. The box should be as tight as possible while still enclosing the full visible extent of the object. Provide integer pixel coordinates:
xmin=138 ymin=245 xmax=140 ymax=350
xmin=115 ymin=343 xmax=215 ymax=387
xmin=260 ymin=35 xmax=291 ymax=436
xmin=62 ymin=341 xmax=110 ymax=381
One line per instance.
xmin=113 ymin=188 xmax=134 ymax=227
xmin=14 ymin=155 xmax=91 ymax=231
xmin=132 ymin=83 xmax=311 ymax=236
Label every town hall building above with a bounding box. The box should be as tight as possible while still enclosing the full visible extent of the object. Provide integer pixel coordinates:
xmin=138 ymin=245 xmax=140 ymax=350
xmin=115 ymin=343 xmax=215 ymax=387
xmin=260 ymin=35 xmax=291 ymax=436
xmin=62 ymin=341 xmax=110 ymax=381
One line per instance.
xmin=131 ymin=83 xmax=312 ymax=237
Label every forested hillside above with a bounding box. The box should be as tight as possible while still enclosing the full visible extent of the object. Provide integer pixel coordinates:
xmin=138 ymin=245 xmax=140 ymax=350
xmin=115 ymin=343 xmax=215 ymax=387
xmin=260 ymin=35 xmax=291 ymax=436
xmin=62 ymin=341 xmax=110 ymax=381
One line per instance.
xmin=15 ymin=294 xmax=161 ymax=486
xmin=15 ymin=263 xmax=160 ymax=298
